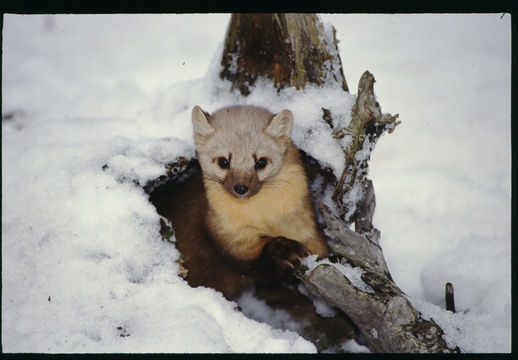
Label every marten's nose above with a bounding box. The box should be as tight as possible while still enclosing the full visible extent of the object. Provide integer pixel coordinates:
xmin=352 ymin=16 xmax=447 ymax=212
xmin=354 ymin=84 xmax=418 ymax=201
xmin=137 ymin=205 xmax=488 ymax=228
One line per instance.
xmin=233 ymin=184 xmax=249 ymax=195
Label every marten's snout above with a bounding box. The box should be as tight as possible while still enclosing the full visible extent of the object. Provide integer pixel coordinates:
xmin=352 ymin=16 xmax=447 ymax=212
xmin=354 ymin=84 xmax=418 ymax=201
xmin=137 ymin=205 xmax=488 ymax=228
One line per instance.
xmin=224 ymin=171 xmax=259 ymax=200
xmin=233 ymin=184 xmax=249 ymax=195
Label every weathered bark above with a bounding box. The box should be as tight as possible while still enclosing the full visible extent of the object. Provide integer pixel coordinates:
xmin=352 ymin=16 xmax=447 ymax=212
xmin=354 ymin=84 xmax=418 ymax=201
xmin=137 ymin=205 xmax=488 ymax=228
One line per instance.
xmin=316 ymin=202 xmax=390 ymax=279
xmin=331 ymin=71 xmax=400 ymax=226
xmin=220 ymin=13 xmax=348 ymax=95
xmin=299 ymin=204 xmax=459 ymax=353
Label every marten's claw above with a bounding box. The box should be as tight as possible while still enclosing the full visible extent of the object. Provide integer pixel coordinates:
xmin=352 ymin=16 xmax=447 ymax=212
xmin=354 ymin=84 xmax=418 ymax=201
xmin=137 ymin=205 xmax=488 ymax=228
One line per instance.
xmin=282 ymin=259 xmax=295 ymax=269
xmin=259 ymin=236 xmax=310 ymax=281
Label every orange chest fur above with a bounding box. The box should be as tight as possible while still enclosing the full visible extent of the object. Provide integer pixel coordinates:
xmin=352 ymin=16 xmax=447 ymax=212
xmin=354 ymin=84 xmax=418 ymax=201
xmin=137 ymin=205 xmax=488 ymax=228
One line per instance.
xmin=204 ymin=163 xmax=318 ymax=260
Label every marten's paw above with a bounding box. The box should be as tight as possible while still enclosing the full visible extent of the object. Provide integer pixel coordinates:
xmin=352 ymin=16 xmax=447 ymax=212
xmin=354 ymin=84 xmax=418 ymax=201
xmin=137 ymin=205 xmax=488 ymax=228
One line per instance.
xmin=259 ymin=237 xmax=310 ymax=281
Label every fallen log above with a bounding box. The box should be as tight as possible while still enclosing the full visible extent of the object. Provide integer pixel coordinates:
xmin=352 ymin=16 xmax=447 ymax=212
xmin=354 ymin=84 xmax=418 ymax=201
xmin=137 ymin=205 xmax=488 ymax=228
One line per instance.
xmin=299 ymin=203 xmax=459 ymax=353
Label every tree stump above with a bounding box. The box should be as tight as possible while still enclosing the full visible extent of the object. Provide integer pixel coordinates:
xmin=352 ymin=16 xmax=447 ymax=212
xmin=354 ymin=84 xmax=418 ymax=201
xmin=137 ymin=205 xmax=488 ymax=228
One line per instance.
xmin=220 ymin=13 xmax=348 ymax=95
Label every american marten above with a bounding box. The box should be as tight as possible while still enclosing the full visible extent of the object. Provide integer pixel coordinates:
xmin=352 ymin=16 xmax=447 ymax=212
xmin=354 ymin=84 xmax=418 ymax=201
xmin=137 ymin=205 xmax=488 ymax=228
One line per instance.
xmin=158 ymin=105 xmax=329 ymax=299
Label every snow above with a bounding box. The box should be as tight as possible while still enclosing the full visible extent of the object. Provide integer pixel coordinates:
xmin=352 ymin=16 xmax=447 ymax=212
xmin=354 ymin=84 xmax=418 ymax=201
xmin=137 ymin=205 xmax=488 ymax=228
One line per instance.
xmin=237 ymin=290 xmax=312 ymax=335
xmin=2 ymin=13 xmax=511 ymax=353
xmin=302 ymin=255 xmax=375 ymax=294
xmin=410 ymin=295 xmax=511 ymax=353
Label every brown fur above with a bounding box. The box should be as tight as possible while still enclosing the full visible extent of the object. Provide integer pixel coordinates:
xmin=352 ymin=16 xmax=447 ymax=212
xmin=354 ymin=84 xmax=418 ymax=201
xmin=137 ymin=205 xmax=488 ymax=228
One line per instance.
xmin=157 ymin=175 xmax=256 ymax=298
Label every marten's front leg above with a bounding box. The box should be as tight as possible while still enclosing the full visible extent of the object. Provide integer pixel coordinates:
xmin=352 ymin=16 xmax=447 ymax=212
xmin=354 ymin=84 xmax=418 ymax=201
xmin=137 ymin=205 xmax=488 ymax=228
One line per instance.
xmin=258 ymin=236 xmax=310 ymax=282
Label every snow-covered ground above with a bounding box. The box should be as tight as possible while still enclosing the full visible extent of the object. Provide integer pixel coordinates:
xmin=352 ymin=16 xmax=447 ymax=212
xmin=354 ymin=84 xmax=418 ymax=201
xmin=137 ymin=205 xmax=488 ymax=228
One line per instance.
xmin=2 ymin=14 xmax=511 ymax=353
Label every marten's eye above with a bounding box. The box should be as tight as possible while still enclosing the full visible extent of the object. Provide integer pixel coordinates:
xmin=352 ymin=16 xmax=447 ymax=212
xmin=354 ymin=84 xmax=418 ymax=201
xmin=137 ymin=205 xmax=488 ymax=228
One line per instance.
xmin=255 ymin=157 xmax=267 ymax=170
xmin=218 ymin=157 xmax=230 ymax=169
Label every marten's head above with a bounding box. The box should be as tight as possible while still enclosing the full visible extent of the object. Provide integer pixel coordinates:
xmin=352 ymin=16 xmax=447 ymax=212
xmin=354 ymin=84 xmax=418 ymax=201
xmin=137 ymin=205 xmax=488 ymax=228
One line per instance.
xmin=192 ymin=105 xmax=293 ymax=200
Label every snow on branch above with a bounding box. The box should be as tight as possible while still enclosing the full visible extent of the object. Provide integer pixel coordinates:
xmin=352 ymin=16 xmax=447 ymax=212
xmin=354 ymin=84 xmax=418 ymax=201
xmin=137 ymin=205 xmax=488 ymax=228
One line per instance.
xmin=332 ymin=71 xmax=400 ymax=225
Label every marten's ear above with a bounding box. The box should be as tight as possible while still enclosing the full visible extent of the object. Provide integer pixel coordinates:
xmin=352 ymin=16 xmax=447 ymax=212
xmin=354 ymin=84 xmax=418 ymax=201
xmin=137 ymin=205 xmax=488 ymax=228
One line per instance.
xmin=192 ymin=106 xmax=215 ymax=138
xmin=265 ymin=109 xmax=293 ymax=138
